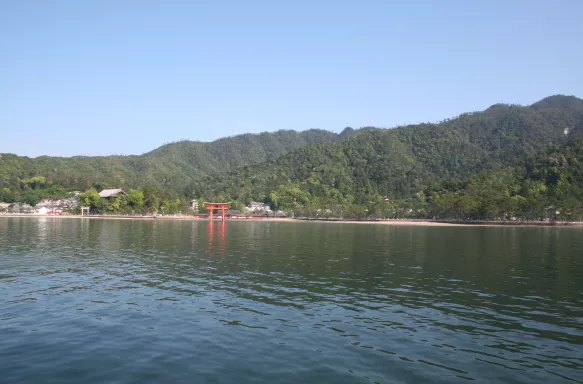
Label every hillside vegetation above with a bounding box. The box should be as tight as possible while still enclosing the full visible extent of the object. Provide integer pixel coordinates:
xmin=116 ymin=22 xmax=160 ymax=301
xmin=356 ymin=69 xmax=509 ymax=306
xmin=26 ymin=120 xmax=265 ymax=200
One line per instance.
xmin=192 ymin=96 xmax=583 ymax=215
xmin=2 ymin=95 xmax=583 ymax=220
xmin=0 ymin=129 xmax=357 ymax=192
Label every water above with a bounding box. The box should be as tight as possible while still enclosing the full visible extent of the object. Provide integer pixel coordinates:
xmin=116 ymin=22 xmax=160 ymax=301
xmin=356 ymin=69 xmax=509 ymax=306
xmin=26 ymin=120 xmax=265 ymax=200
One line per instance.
xmin=1 ymin=217 xmax=582 ymax=383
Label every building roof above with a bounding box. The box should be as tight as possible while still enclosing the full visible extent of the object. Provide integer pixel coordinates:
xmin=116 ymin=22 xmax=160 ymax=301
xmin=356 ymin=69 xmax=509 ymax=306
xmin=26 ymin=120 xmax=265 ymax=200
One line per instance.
xmin=204 ymin=202 xmax=231 ymax=206
xmin=99 ymin=188 xmax=125 ymax=198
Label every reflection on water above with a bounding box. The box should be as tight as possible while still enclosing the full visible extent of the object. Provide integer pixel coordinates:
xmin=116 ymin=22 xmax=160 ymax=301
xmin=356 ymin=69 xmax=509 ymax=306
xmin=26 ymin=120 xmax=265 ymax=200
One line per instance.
xmin=0 ymin=217 xmax=582 ymax=383
xmin=207 ymin=220 xmax=227 ymax=257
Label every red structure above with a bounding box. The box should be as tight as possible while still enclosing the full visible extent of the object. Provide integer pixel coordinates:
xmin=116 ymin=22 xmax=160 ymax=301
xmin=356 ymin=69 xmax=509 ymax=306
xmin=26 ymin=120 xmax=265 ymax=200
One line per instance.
xmin=204 ymin=202 xmax=230 ymax=221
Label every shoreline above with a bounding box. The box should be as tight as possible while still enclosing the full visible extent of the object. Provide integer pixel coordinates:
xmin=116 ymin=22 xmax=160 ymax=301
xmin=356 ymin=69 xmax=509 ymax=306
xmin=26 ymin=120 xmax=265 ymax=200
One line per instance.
xmin=294 ymin=218 xmax=583 ymax=227
xmin=0 ymin=214 xmax=298 ymax=223
xmin=1 ymin=214 xmax=582 ymax=227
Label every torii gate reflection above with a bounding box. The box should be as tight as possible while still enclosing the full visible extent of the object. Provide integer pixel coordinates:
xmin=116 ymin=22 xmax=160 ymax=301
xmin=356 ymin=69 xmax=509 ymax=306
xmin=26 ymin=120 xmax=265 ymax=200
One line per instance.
xmin=207 ymin=220 xmax=226 ymax=257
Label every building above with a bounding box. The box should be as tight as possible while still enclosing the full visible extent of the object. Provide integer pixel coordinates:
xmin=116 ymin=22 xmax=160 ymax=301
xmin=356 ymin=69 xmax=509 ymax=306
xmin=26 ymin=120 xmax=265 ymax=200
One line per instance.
xmin=248 ymin=201 xmax=264 ymax=210
xmin=248 ymin=201 xmax=269 ymax=212
xmin=99 ymin=189 xmax=126 ymax=200
xmin=35 ymin=197 xmax=79 ymax=211
xmin=190 ymin=200 xmax=199 ymax=211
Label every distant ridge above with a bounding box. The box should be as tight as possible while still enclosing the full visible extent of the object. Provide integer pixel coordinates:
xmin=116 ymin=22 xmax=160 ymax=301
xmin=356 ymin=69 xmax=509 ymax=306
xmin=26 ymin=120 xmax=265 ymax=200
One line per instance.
xmin=193 ymin=94 xmax=583 ymax=204
xmin=1 ymin=95 xmax=582 ymax=197
xmin=531 ymin=95 xmax=583 ymax=111
xmin=0 ymin=127 xmax=372 ymax=190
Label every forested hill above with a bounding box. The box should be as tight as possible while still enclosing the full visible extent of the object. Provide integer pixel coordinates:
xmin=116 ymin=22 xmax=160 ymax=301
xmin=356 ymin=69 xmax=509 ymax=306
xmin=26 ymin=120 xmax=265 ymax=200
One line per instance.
xmin=0 ymin=128 xmax=365 ymax=191
xmin=193 ymin=95 xmax=583 ymax=207
xmin=2 ymin=95 xmax=583 ymax=209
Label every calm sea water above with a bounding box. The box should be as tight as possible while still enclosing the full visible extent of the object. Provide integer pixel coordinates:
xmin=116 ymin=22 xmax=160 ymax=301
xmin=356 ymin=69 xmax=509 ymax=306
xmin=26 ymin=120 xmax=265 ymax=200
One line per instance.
xmin=1 ymin=217 xmax=582 ymax=383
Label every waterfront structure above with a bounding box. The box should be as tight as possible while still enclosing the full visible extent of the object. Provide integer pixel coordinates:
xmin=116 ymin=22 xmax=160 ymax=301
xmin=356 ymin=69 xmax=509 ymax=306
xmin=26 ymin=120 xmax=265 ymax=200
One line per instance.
xmin=204 ymin=202 xmax=230 ymax=221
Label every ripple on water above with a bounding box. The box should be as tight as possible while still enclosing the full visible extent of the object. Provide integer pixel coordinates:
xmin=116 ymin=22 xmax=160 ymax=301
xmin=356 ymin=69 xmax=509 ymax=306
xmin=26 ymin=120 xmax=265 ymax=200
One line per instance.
xmin=1 ymin=219 xmax=583 ymax=383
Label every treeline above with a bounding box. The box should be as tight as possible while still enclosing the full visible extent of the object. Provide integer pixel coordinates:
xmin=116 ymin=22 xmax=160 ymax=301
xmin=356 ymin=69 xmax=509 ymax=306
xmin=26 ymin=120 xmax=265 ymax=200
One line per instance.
xmin=0 ymin=176 xmax=71 ymax=206
xmin=0 ymin=177 xmax=194 ymax=215
xmin=0 ymin=129 xmax=355 ymax=193
xmin=419 ymin=138 xmax=583 ymax=221
xmin=78 ymin=185 xmax=191 ymax=215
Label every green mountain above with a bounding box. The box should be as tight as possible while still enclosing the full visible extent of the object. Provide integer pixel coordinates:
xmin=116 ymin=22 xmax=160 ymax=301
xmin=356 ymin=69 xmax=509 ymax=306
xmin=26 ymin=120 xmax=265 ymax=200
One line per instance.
xmin=421 ymin=136 xmax=583 ymax=221
xmin=2 ymin=94 xmax=583 ymax=220
xmin=192 ymin=95 xmax=583 ymax=210
xmin=0 ymin=128 xmax=362 ymax=192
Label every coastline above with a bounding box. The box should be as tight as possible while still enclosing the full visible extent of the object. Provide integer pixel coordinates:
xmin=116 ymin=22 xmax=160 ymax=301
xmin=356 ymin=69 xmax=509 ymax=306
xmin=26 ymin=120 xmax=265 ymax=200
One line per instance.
xmin=0 ymin=214 xmax=298 ymax=223
xmin=1 ymin=214 xmax=582 ymax=227
xmin=294 ymin=218 xmax=583 ymax=227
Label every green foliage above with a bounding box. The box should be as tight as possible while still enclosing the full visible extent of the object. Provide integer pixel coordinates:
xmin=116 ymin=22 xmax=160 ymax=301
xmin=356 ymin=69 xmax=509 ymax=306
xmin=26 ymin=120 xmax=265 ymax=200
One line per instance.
xmin=0 ymin=129 xmax=355 ymax=193
xmin=197 ymin=197 xmax=205 ymax=213
xmin=126 ymin=189 xmax=145 ymax=212
xmin=0 ymin=188 xmax=15 ymax=203
xmin=2 ymin=95 xmax=583 ymax=221
xmin=79 ymin=189 xmax=102 ymax=212
xmin=74 ymin=186 xmax=188 ymax=215
xmin=0 ymin=178 xmax=70 ymax=206
xmin=191 ymin=96 xmax=583 ymax=220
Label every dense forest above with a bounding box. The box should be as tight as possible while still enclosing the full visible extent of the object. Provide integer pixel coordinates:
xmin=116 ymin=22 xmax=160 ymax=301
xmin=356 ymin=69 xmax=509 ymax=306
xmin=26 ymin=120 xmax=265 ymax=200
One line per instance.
xmin=191 ymin=96 xmax=583 ymax=219
xmin=2 ymin=95 xmax=583 ymax=220
xmin=0 ymin=129 xmax=362 ymax=192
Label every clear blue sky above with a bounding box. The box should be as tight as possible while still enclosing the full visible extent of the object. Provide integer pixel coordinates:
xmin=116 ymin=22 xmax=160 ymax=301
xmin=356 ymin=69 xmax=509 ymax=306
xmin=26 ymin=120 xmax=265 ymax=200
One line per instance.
xmin=1 ymin=0 xmax=582 ymax=157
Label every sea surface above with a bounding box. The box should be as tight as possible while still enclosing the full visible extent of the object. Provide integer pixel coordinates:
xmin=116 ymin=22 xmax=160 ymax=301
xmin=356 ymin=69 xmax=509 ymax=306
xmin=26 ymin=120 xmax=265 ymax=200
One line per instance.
xmin=1 ymin=217 xmax=582 ymax=383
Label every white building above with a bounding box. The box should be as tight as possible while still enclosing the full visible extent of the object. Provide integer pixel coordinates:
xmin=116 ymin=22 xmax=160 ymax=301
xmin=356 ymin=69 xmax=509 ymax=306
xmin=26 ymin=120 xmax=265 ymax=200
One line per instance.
xmin=247 ymin=201 xmax=270 ymax=212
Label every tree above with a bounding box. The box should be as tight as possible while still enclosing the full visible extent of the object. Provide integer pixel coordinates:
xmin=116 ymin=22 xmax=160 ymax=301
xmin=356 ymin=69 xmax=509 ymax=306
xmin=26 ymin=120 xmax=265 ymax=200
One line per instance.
xmin=79 ymin=189 xmax=101 ymax=211
xmin=126 ymin=189 xmax=144 ymax=212
xmin=0 ymin=188 xmax=16 ymax=203
xmin=142 ymin=185 xmax=161 ymax=213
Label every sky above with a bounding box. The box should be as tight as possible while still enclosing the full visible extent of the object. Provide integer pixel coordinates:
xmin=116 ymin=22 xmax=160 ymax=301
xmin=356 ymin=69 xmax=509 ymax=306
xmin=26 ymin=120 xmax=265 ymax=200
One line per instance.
xmin=1 ymin=0 xmax=582 ymax=157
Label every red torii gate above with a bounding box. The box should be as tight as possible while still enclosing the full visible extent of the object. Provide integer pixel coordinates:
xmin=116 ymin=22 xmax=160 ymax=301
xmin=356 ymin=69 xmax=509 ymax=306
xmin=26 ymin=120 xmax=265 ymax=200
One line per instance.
xmin=204 ymin=202 xmax=230 ymax=221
